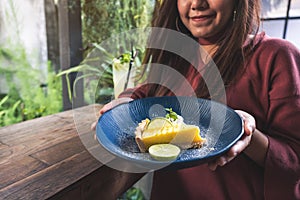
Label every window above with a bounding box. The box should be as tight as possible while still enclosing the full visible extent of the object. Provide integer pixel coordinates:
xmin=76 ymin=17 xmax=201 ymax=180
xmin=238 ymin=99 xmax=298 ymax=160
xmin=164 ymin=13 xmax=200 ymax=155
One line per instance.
xmin=261 ymin=0 xmax=300 ymax=48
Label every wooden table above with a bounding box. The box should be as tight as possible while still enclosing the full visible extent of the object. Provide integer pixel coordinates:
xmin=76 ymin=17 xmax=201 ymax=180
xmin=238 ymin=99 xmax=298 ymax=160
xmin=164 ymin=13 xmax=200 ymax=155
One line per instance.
xmin=0 ymin=104 xmax=144 ymax=200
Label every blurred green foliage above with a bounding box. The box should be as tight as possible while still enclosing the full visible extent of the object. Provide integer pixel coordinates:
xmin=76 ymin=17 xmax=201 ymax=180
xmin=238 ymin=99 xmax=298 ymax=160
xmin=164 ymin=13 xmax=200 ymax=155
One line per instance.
xmin=0 ymin=0 xmax=62 ymax=127
xmin=61 ymin=0 xmax=155 ymax=105
xmin=0 ymin=46 xmax=62 ymax=127
xmin=81 ymin=0 xmax=154 ymax=51
xmin=118 ymin=187 xmax=145 ymax=200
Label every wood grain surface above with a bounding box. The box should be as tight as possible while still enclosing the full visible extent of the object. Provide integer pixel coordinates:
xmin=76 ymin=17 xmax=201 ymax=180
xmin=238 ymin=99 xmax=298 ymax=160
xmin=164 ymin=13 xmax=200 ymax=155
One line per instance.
xmin=0 ymin=104 xmax=144 ymax=200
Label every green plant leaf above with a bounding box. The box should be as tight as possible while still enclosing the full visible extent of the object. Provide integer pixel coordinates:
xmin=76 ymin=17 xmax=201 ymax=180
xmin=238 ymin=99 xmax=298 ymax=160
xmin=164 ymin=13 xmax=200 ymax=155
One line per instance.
xmin=12 ymin=100 xmax=21 ymax=112
xmin=92 ymin=43 xmax=115 ymax=59
xmin=0 ymin=95 xmax=9 ymax=107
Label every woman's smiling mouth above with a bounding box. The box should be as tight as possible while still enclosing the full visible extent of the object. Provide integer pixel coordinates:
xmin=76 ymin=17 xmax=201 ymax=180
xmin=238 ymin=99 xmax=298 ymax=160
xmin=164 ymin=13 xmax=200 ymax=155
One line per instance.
xmin=190 ymin=14 xmax=215 ymax=23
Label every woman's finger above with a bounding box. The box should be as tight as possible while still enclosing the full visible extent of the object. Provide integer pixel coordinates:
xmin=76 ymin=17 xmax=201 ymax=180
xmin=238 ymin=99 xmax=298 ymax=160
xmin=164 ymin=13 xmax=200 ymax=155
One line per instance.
xmin=91 ymin=121 xmax=97 ymax=131
xmin=235 ymin=110 xmax=256 ymax=136
xmin=99 ymin=97 xmax=133 ymax=114
xmin=229 ymin=135 xmax=251 ymax=155
xmin=208 ymin=132 xmax=253 ymax=171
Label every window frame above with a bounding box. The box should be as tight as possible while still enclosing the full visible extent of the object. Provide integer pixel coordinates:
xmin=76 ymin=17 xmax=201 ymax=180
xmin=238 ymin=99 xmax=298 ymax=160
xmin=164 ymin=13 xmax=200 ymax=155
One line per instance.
xmin=261 ymin=0 xmax=300 ymax=39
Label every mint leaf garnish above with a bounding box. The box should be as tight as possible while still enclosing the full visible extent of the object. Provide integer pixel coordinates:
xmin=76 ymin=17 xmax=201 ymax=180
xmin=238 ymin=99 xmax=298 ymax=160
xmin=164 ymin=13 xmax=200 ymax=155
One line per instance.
xmin=165 ymin=108 xmax=178 ymax=121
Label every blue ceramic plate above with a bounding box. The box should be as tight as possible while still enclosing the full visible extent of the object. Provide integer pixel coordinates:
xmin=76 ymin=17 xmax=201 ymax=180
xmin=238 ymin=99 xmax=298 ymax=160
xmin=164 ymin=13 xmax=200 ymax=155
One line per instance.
xmin=96 ymin=96 xmax=243 ymax=171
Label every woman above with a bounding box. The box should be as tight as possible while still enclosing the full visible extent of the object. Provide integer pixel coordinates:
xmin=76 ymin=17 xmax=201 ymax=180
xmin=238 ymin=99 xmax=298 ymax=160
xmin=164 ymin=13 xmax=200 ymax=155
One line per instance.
xmin=96 ymin=0 xmax=300 ymax=199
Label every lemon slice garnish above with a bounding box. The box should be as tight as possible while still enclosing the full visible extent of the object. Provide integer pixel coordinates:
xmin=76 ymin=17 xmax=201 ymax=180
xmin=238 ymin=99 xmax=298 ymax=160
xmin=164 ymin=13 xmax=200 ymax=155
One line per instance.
xmin=149 ymin=144 xmax=180 ymax=161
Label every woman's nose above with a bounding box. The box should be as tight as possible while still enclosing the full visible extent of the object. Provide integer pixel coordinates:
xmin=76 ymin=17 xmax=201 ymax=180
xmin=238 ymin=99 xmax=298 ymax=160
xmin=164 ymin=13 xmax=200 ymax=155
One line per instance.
xmin=191 ymin=0 xmax=209 ymax=10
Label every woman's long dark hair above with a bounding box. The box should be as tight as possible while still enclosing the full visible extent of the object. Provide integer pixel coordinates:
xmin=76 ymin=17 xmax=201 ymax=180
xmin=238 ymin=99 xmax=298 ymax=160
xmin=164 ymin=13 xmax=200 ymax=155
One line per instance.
xmin=139 ymin=0 xmax=261 ymax=99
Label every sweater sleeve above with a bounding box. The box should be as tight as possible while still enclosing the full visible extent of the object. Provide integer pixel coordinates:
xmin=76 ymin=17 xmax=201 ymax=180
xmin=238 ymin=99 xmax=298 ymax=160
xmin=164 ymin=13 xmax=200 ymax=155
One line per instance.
xmin=263 ymin=39 xmax=300 ymax=199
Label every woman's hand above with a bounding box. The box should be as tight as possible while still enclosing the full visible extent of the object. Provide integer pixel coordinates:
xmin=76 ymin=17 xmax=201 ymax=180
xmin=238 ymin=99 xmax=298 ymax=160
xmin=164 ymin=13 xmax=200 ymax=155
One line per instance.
xmin=207 ymin=110 xmax=256 ymax=171
xmin=90 ymin=97 xmax=134 ymax=131
xmin=99 ymin=97 xmax=134 ymax=115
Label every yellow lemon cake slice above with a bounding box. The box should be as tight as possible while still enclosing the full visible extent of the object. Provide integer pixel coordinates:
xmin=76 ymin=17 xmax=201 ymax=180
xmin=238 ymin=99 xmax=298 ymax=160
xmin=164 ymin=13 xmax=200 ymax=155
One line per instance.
xmin=135 ymin=111 xmax=206 ymax=152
